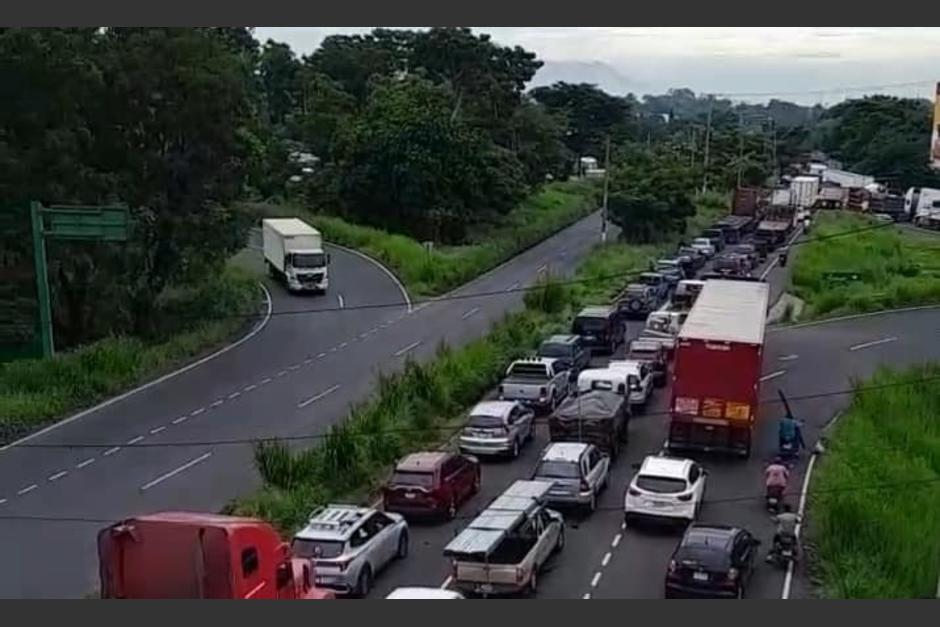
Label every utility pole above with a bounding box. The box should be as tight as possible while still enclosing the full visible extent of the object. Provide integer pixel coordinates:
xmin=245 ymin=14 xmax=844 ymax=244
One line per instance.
xmin=771 ymin=117 xmax=778 ymax=185
xmin=701 ymin=97 xmax=713 ymax=194
xmin=689 ymin=126 xmax=697 ymax=168
xmin=736 ymin=110 xmax=745 ymax=189
xmin=601 ymin=136 xmax=611 ymax=243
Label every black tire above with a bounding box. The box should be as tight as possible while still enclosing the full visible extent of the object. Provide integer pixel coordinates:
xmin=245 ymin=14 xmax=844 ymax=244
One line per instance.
xmin=355 ymin=566 xmax=373 ymax=598
xmin=472 ymin=471 xmax=481 ymax=495
xmin=396 ymin=532 xmax=409 ymax=559
xmin=511 ymin=438 xmax=520 ymax=458
xmin=528 ymin=570 xmax=538 ymax=595
xmin=554 ymin=527 xmax=566 ymax=553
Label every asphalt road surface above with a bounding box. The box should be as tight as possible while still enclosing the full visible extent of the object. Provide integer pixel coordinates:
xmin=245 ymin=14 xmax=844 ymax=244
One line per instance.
xmin=0 ymin=212 xmax=605 ymax=598
xmin=365 ymin=237 xmax=940 ymax=600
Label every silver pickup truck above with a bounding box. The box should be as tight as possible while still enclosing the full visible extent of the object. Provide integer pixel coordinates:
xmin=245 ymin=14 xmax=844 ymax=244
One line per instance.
xmin=498 ymin=358 xmax=571 ymax=411
xmin=444 ymin=480 xmax=564 ymax=597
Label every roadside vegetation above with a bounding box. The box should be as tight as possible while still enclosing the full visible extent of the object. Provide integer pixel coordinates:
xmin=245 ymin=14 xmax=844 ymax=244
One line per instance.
xmin=810 ymin=364 xmax=940 ymax=598
xmin=0 ymin=267 xmax=259 ymax=445
xmin=245 ymin=180 xmax=599 ymax=297
xmin=792 ymin=212 xmax=940 ymax=319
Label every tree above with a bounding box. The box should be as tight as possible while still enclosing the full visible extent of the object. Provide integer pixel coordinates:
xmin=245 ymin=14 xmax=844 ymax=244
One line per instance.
xmin=259 ymin=39 xmax=301 ymax=126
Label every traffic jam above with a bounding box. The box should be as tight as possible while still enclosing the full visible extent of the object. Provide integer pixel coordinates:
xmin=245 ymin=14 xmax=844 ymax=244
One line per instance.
xmin=96 ymin=197 xmax=809 ymax=600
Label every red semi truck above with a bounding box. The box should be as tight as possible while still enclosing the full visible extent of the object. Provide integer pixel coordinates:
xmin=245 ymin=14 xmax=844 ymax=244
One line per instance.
xmin=667 ymin=279 xmax=769 ymax=458
xmin=98 ymin=512 xmax=334 ymax=599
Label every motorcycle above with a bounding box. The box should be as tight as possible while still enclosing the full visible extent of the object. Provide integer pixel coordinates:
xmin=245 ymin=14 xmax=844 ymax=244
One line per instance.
xmin=765 ymin=484 xmax=785 ymax=514
xmin=778 ymin=438 xmax=800 ymax=462
xmin=766 ymin=534 xmax=798 ymax=568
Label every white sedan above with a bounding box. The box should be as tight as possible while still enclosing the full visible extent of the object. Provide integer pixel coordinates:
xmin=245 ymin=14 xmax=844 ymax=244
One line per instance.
xmin=624 ymin=456 xmax=707 ymax=525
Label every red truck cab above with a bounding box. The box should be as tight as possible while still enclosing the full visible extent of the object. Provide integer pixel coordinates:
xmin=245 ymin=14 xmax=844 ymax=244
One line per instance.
xmin=98 ymin=512 xmax=334 ymax=599
xmin=667 ymin=279 xmax=769 ymax=458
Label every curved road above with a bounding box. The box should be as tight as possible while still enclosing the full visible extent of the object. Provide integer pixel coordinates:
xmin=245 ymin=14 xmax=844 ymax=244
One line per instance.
xmin=0 ymin=213 xmax=605 ymax=598
xmin=364 ymin=240 xmax=940 ymax=599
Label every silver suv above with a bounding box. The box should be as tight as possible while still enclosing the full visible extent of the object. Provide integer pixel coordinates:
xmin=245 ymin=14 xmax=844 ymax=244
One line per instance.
xmin=291 ymin=504 xmax=409 ymax=597
xmin=531 ymin=442 xmax=610 ymax=512
xmin=459 ymin=400 xmax=535 ymax=458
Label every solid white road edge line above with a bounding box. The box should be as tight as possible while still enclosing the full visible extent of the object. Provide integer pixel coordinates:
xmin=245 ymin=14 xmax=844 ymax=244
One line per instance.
xmin=139 ymin=452 xmax=213 ymax=492
xmin=326 ymin=242 xmax=412 ymax=313
xmin=297 ymin=384 xmax=342 ymax=409
xmin=394 ymin=341 xmax=422 ymax=357
xmin=849 ymin=336 xmax=898 ymax=352
xmin=0 ymin=283 xmax=273 ymax=454
xmin=782 ymin=410 xmax=844 ymax=600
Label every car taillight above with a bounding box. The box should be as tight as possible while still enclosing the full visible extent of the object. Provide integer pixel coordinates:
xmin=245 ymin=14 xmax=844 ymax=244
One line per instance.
xmin=726 ymin=568 xmax=739 ymax=582
xmin=677 ymin=492 xmax=693 ymax=502
xmin=628 ymin=488 xmax=641 ymax=497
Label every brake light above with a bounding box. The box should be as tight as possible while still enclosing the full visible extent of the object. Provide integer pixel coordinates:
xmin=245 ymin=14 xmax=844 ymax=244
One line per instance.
xmin=727 ymin=568 xmax=739 ymax=581
xmin=677 ymin=492 xmax=693 ymax=502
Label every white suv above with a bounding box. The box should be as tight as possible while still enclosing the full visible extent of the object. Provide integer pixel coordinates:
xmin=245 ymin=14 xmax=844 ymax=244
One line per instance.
xmin=623 ymin=456 xmax=707 ymax=525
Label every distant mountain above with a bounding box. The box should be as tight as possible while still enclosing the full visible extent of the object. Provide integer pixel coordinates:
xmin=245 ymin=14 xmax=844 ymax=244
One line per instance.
xmin=529 ymin=60 xmax=648 ymax=96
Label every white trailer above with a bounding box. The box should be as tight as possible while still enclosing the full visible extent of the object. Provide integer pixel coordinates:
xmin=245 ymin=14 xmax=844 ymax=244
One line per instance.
xmin=262 ymin=218 xmax=330 ymax=293
xmin=790 ymin=176 xmax=820 ymax=208
xmin=906 ymin=187 xmax=940 ymax=229
xmin=822 ymin=168 xmax=875 ymax=189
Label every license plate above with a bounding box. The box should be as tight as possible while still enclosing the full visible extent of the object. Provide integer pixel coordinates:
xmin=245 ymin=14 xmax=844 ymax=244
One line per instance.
xmin=647 ymin=500 xmax=667 ymax=508
xmin=405 ymin=493 xmax=416 ymax=499
xmin=693 ymin=572 xmax=709 ymax=582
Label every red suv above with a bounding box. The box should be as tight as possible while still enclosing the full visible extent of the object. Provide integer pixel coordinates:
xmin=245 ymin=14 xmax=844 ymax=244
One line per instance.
xmin=382 ymin=451 xmax=481 ymax=520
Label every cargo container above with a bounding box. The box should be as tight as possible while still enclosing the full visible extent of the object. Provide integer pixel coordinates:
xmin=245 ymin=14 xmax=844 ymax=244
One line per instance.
xmin=262 ymin=218 xmax=330 ymax=293
xmin=667 ymin=280 xmax=769 ymax=458
xmin=790 ymin=176 xmax=820 ymax=208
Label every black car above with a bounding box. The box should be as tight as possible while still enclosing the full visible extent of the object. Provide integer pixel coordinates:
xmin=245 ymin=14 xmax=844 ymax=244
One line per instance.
xmin=537 ymin=334 xmax=591 ymax=375
xmin=572 ymin=306 xmax=624 ymax=355
xmin=617 ymin=284 xmax=658 ymax=320
xmin=664 ymin=525 xmax=760 ymax=599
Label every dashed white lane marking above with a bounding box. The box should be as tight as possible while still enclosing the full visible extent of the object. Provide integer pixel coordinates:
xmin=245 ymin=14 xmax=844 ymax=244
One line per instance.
xmin=297 ymin=384 xmax=342 ymax=409
xmin=760 ymin=370 xmax=786 ymax=382
xmin=304 ymin=357 xmax=313 ymax=365
xmin=276 ymin=370 xmax=288 ymax=377
xmin=612 ymin=533 xmax=622 ymax=548
xmin=0 ymin=498 xmax=7 ymax=506
xmin=461 ymin=307 xmax=480 ymax=320
xmin=582 ymin=593 xmax=591 ymax=600
xmin=76 ymin=458 xmax=96 ymax=469
xmin=590 ymin=572 xmax=602 ymax=588
xmin=620 ymin=522 xmax=626 ymax=531
xmin=287 ymin=365 xmax=299 ymax=371
xmin=779 ymin=354 xmax=799 ymax=362
xmin=259 ymin=377 xmax=272 ymax=385
xmin=317 ymin=353 xmax=326 ymax=359
xmin=103 ymin=446 xmax=121 ymax=456
xmin=329 ymin=347 xmax=337 ymax=353
xmin=140 ymin=452 xmax=213 ymax=492
xmin=394 ymin=340 xmax=422 ymax=357
xmin=210 ymin=399 xmax=224 ymax=407
xmin=172 ymin=416 xmax=188 ymax=425
xmin=244 ymin=384 xmax=257 ymax=392
xmin=440 ymin=576 xmax=453 ymax=589
xmin=191 ymin=407 xmax=206 ymax=416
xmin=18 ymin=484 xmax=38 ymax=496
xmin=337 ymin=294 xmax=345 ymax=309
xmin=536 ymin=263 xmax=548 ymax=274
xmin=127 ymin=435 xmax=145 ymax=446
xmin=849 ymin=336 xmax=898 ymax=352
xmin=228 ymin=390 xmax=242 ymax=398
xmin=602 ymin=552 xmax=612 ymax=567
xmin=48 ymin=470 xmax=68 ymax=482
xmin=150 ymin=426 xmax=166 ymax=435
xmin=339 ymin=341 xmax=348 ymax=348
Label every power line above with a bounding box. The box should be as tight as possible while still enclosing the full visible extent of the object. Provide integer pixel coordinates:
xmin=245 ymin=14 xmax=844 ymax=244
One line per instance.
xmin=12 ymin=369 xmax=940 ymax=450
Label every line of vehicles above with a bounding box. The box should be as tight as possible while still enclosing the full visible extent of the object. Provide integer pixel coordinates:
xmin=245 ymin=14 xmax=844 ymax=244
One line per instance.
xmin=94 ymin=212 xmax=797 ymax=600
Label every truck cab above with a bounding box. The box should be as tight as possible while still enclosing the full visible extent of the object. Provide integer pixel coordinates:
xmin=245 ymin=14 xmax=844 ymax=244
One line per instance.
xmin=97 ymin=512 xmax=334 ymax=599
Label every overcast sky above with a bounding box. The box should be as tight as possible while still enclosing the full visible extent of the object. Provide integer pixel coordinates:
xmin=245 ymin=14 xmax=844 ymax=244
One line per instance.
xmin=254 ymin=27 xmax=940 ymax=105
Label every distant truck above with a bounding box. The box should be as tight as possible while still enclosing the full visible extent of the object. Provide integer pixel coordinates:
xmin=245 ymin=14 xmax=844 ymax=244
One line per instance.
xmin=906 ymin=187 xmax=940 ymax=229
xmin=97 ymin=512 xmax=334 ymax=599
xmin=667 ymin=279 xmax=769 ymax=458
xmin=262 ymin=218 xmax=330 ymax=294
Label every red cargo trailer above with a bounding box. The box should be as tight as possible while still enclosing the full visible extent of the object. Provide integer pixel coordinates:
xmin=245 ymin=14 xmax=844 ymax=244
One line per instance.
xmin=667 ymin=280 xmax=769 ymax=458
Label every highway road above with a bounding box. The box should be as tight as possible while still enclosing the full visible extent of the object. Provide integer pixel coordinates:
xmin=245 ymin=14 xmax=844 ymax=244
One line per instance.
xmin=0 ymin=211 xmax=605 ymax=598
xmin=365 ymin=235 xmax=940 ymax=600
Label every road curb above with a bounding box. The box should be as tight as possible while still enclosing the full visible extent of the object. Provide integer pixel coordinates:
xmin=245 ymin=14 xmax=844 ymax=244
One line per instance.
xmin=0 ymin=282 xmax=273 ymax=453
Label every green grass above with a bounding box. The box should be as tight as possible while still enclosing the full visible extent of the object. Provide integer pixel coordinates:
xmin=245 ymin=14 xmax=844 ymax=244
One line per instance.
xmin=810 ymin=364 xmax=940 ymax=598
xmin=244 ymin=180 xmax=600 ymax=297
xmin=0 ymin=266 xmax=260 ymax=444
xmin=792 ymin=212 xmax=940 ymax=319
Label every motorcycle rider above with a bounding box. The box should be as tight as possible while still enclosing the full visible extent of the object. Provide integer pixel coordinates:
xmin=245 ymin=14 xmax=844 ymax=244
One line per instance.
xmin=778 ymin=414 xmax=806 ymax=456
xmin=770 ymin=503 xmax=802 ymax=561
xmin=765 ymin=458 xmax=790 ymax=504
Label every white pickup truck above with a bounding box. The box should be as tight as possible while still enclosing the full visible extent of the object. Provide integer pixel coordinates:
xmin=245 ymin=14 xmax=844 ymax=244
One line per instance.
xmin=499 ymin=358 xmax=571 ymax=411
xmin=444 ymin=480 xmax=564 ymax=597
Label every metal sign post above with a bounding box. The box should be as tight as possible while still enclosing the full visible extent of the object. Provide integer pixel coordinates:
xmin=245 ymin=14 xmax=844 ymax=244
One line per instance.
xmin=28 ymin=202 xmax=130 ymax=358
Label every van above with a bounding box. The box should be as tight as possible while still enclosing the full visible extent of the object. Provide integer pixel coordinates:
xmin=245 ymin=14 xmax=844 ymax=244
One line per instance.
xmin=572 ymin=306 xmax=623 ymax=355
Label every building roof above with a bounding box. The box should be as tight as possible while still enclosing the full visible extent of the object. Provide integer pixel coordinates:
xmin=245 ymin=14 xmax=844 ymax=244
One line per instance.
xmin=396 ymin=451 xmax=449 ymax=473
xmin=678 ymin=279 xmax=769 ymax=345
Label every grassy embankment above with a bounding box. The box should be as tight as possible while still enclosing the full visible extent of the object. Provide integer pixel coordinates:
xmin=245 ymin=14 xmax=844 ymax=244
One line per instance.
xmin=792 ymin=212 xmax=940 ymax=320
xmin=229 ymin=190 xmax=730 ymax=533
xmin=810 ymin=364 xmax=940 ymax=598
xmin=245 ymin=180 xmax=600 ymax=297
xmin=0 ymin=266 xmax=260 ymax=444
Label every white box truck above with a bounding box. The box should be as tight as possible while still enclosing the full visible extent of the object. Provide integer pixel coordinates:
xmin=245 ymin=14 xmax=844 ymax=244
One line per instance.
xmin=262 ymin=218 xmax=330 ymax=293
xmin=906 ymin=187 xmax=940 ymax=229
xmin=790 ymin=176 xmax=820 ymax=208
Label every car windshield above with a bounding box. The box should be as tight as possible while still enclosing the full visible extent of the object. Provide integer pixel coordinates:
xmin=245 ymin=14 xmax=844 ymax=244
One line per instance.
xmin=468 ymin=414 xmax=504 ymax=429
xmin=534 ymin=460 xmax=581 ymax=479
xmin=636 ymin=475 xmax=687 ymax=494
xmin=390 ymin=471 xmax=434 ymax=488
xmin=507 ymin=363 xmax=549 ymax=379
xmin=538 ymin=343 xmax=570 ymax=358
xmin=291 ymin=538 xmax=345 ymax=560
xmin=291 ymin=252 xmax=326 ymax=268
xmin=574 ymin=317 xmax=607 ymax=333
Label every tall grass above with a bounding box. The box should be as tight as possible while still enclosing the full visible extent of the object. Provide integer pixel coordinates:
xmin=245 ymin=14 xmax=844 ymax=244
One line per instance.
xmin=0 ymin=266 xmax=259 ymax=444
xmin=244 ymin=180 xmax=599 ymax=297
xmin=792 ymin=212 xmax=940 ymax=319
xmin=810 ymin=364 xmax=940 ymax=598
